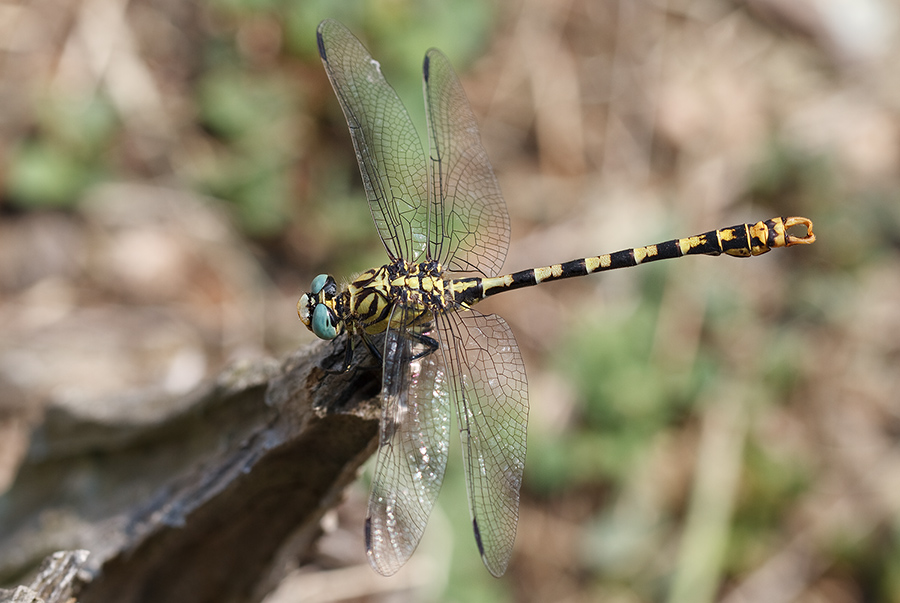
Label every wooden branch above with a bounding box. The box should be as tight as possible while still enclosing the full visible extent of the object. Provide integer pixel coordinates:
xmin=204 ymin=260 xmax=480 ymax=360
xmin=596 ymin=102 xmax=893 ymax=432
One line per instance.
xmin=0 ymin=550 xmax=89 ymax=603
xmin=0 ymin=339 xmax=381 ymax=603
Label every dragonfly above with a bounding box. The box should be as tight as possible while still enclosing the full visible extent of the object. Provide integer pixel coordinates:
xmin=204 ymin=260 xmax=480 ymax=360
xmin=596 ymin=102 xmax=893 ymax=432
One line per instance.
xmin=299 ymin=19 xmax=816 ymax=578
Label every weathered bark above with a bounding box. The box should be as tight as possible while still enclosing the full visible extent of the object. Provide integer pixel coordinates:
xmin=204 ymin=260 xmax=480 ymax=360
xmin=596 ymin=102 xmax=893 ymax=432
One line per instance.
xmin=0 ymin=339 xmax=380 ymax=603
xmin=0 ymin=550 xmax=89 ymax=603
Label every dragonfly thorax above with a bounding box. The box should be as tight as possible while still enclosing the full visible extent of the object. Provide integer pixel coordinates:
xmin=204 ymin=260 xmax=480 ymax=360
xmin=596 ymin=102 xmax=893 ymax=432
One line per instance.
xmin=346 ymin=259 xmax=449 ymax=336
xmin=298 ymin=260 xmax=453 ymax=341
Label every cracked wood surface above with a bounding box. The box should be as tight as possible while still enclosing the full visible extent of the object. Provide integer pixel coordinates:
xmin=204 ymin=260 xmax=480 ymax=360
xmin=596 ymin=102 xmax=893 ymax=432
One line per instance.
xmin=0 ymin=339 xmax=380 ymax=603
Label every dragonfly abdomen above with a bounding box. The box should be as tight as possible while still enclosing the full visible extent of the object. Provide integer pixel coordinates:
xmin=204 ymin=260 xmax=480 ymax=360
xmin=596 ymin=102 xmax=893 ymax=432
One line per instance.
xmin=463 ymin=217 xmax=815 ymax=302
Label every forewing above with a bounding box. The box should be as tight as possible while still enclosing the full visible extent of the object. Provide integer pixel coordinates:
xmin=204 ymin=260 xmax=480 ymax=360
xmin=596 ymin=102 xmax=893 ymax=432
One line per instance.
xmin=423 ymin=49 xmax=510 ymax=276
xmin=317 ymin=19 xmax=428 ymax=262
xmin=366 ymin=304 xmax=451 ymax=576
xmin=436 ymin=309 xmax=528 ymax=576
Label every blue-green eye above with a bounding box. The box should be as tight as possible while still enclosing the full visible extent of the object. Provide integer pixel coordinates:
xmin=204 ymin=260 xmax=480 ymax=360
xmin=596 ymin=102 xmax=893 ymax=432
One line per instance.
xmin=312 ymin=304 xmax=338 ymax=340
xmin=310 ymin=274 xmax=329 ymax=295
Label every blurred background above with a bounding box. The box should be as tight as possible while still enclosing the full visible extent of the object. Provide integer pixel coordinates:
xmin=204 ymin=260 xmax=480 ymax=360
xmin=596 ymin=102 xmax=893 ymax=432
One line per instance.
xmin=0 ymin=0 xmax=898 ymax=601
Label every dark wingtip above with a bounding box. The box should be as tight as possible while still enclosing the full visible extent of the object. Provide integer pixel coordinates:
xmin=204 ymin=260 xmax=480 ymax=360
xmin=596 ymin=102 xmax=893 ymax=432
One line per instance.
xmin=364 ymin=516 xmax=373 ymax=551
xmin=423 ymin=53 xmax=431 ymax=83
xmin=473 ymin=518 xmax=485 ymax=555
xmin=316 ymin=23 xmax=328 ymax=61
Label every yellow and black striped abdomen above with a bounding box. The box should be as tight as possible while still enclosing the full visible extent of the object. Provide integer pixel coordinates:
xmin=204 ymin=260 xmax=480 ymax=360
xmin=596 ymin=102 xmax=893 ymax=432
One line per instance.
xmin=451 ymin=217 xmax=815 ymax=305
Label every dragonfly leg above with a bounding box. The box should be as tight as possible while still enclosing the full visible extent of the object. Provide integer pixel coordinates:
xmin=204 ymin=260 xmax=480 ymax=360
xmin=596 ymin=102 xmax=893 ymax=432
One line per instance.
xmin=409 ymin=331 xmax=439 ymax=361
xmin=322 ymin=336 xmax=356 ymax=374
xmin=323 ymin=334 xmax=386 ymax=372
xmin=361 ymin=333 xmax=384 ymax=364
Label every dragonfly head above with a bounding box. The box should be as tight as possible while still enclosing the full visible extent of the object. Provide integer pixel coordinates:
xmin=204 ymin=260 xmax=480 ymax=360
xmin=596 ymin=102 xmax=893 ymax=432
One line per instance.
xmin=298 ymin=273 xmax=344 ymax=340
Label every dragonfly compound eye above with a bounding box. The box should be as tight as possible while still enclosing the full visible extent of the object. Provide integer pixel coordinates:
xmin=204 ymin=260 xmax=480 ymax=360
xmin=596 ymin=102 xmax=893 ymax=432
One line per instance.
xmin=312 ymin=303 xmax=339 ymax=340
xmin=310 ymin=273 xmax=331 ymax=295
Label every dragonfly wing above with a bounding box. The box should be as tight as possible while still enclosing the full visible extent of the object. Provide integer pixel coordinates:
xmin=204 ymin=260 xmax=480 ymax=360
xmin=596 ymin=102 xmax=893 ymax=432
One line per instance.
xmin=423 ymin=49 xmax=510 ymax=276
xmin=436 ymin=309 xmax=528 ymax=577
xmin=317 ymin=19 xmax=429 ymax=262
xmin=366 ymin=304 xmax=452 ymax=576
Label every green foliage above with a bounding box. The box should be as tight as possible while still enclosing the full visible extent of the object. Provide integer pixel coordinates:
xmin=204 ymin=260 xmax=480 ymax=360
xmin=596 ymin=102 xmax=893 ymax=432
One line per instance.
xmin=7 ymin=142 xmax=93 ymax=208
xmin=7 ymin=95 xmax=117 ymax=208
xmin=3 ymin=0 xmax=496 ymax=239
xmin=194 ymin=0 xmax=495 ymax=236
xmin=528 ymin=273 xmax=705 ymax=494
xmin=191 ymin=67 xmax=299 ymax=234
xmin=729 ymin=440 xmax=811 ymax=557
